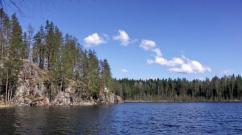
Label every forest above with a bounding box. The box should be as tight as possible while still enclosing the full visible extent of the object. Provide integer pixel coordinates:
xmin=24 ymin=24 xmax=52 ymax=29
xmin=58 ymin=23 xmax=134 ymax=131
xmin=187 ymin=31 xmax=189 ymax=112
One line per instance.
xmin=1 ymin=9 xmax=242 ymax=103
xmin=113 ymin=75 xmax=242 ymax=101
xmin=0 ymin=9 xmax=112 ymax=103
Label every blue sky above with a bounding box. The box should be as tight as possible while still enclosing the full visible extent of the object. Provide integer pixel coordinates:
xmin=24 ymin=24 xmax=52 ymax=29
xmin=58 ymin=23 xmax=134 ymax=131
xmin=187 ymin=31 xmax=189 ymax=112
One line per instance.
xmin=5 ymin=0 xmax=242 ymax=79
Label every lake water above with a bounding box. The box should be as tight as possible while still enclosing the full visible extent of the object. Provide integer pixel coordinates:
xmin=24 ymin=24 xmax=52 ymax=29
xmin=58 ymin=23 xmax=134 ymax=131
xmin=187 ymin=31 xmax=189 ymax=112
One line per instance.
xmin=0 ymin=103 xmax=242 ymax=135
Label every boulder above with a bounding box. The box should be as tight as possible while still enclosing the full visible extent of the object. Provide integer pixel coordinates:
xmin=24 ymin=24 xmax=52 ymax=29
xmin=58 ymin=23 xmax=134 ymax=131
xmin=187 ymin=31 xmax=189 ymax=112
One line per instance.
xmin=32 ymin=97 xmax=50 ymax=106
xmin=52 ymin=91 xmax=72 ymax=105
xmin=117 ymin=96 xmax=124 ymax=103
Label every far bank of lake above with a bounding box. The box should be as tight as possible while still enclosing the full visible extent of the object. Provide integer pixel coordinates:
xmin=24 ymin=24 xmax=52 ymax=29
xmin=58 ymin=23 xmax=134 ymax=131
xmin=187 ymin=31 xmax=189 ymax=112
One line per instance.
xmin=124 ymin=99 xmax=242 ymax=103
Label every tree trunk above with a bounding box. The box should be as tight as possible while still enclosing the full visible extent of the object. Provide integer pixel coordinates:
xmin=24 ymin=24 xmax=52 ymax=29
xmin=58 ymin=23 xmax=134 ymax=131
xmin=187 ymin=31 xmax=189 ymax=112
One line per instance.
xmin=5 ymin=70 xmax=8 ymax=103
xmin=0 ymin=10 xmax=3 ymax=59
xmin=7 ymin=84 xmax=10 ymax=102
xmin=10 ymin=85 xmax=12 ymax=101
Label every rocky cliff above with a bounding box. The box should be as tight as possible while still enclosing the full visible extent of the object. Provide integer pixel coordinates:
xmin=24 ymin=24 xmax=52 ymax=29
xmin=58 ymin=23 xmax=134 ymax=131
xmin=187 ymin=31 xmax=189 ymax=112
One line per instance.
xmin=11 ymin=60 xmax=123 ymax=106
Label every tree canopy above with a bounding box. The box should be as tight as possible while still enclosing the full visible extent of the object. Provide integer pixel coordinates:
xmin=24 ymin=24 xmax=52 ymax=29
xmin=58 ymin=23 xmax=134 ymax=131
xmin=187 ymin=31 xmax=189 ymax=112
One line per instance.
xmin=0 ymin=10 xmax=113 ymax=102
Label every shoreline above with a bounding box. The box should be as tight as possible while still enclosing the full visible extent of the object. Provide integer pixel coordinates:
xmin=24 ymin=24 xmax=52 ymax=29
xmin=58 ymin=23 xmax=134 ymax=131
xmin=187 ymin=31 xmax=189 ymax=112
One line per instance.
xmin=0 ymin=103 xmax=100 ymax=109
xmin=0 ymin=100 xmax=123 ymax=109
xmin=0 ymin=104 xmax=15 ymax=108
xmin=124 ymin=100 xmax=242 ymax=103
xmin=1 ymin=100 xmax=241 ymax=108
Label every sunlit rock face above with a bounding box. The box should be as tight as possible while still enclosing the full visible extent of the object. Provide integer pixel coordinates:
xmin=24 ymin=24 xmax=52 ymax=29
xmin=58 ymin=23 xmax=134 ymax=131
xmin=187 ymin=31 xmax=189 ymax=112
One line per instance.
xmin=13 ymin=60 xmax=50 ymax=106
xmin=117 ymin=96 xmax=124 ymax=103
xmin=52 ymin=91 xmax=71 ymax=105
xmin=99 ymin=88 xmax=124 ymax=104
xmin=12 ymin=60 xmax=123 ymax=106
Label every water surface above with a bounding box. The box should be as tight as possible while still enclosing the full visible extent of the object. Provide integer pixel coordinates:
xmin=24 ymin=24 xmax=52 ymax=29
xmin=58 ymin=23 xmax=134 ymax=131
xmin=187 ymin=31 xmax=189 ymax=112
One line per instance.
xmin=0 ymin=103 xmax=242 ymax=135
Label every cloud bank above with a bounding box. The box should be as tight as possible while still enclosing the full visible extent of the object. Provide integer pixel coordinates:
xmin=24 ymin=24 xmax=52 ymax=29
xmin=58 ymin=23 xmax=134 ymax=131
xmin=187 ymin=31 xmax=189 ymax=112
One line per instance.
xmin=138 ymin=39 xmax=211 ymax=74
xmin=147 ymin=49 xmax=211 ymax=74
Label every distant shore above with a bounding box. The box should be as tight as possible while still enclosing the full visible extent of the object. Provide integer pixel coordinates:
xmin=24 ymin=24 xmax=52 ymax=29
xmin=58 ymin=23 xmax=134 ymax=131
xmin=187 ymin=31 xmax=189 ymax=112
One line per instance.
xmin=124 ymin=99 xmax=242 ymax=103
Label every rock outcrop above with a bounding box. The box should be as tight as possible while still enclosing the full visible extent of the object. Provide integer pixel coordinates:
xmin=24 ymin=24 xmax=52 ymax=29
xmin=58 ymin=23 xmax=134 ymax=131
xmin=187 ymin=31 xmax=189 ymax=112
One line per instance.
xmin=11 ymin=59 xmax=123 ymax=106
xmin=13 ymin=60 xmax=50 ymax=106
xmin=52 ymin=91 xmax=97 ymax=106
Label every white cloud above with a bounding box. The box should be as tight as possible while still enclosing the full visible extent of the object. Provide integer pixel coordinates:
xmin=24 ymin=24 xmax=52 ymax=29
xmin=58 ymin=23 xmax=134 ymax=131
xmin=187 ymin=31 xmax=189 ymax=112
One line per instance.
xmin=84 ymin=33 xmax=105 ymax=47
xmin=140 ymin=40 xmax=156 ymax=51
xmin=113 ymin=30 xmax=130 ymax=46
xmin=168 ymin=60 xmax=211 ymax=73
xmin=147 ymin=50 xmax=211 ymax=74
xmin=121 ymin=68 xmax=128 ymax=73
xmin=152 ymin=48 xmax=162 ymax=57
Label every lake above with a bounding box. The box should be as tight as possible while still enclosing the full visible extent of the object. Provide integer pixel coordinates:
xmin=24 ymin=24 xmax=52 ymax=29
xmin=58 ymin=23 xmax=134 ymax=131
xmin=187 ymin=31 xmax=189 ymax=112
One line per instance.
xmin=0 ymin=103 xmax=242 ymax=135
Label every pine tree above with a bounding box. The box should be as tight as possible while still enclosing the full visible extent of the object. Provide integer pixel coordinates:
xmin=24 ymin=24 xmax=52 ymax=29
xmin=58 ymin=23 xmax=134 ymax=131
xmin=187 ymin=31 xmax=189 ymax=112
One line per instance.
xmin=87 ymin=50 xmax=100 ymax=98
xmin=0 ymin=8 xmax=10 ymax=59
xmin=33 ymin=25 xmax=45 ymax=69
xmin=1 ymin=13 xmax=25 ymax=102
xmin=9 ymin=14 xmax=25 ymax=59
xmin=99 ymin=59 xmax=112 ymax=96
xmin=26 ymin=25 xmax=34 ymax=61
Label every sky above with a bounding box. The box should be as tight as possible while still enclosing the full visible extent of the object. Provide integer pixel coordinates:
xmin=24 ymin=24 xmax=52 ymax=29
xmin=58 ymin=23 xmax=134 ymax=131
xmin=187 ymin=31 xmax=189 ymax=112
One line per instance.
xmin=4 ymin=0 xmax=242 ymax=80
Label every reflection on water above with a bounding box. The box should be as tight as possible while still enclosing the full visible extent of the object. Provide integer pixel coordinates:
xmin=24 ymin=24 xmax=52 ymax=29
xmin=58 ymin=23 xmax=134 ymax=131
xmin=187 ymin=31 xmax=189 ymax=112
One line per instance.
xmin=0 ymin=106 xmax=113 ymax=135
xmin=0 ymin=103 xmax=242 ymax=135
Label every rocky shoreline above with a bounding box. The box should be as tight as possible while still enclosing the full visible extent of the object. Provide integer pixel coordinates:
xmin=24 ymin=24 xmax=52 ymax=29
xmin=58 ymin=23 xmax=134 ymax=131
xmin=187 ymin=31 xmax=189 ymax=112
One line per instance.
xmin=1 ymin=92 xmax=123 ymax=107
xmin=0 ymin=60 xmax=123 ymax=107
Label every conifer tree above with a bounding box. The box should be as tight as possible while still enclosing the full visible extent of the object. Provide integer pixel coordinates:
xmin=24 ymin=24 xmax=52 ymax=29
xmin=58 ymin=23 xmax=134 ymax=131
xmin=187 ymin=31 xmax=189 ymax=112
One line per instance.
xmin=1 ymin=13 xmax=26 ymax=102
xmin=33 ymin=25 xmax=45 ymax=69
xmin=87 ymin=50 xmax=100 ymax=98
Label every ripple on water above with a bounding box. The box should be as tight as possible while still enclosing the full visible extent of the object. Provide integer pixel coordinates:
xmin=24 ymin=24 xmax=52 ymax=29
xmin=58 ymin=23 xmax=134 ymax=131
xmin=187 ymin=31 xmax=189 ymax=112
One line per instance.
xmin=0 ymin=103 xmax=242 ymax=134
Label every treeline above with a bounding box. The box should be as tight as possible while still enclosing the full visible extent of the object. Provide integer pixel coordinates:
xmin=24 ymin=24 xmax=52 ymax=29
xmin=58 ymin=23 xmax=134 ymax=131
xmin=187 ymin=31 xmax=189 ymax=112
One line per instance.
xmin=0 ymin=9 xmax=112 ymax=103
xmin=113 ymin=75 xmax=242 ymax=101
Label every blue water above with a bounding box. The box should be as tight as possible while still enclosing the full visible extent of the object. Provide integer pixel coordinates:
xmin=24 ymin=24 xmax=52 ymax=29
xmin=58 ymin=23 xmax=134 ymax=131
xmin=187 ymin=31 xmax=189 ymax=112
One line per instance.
xmin=0 ymin=103 xmax=242 ymax=135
